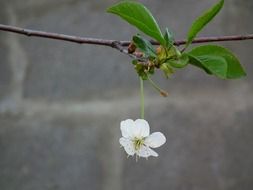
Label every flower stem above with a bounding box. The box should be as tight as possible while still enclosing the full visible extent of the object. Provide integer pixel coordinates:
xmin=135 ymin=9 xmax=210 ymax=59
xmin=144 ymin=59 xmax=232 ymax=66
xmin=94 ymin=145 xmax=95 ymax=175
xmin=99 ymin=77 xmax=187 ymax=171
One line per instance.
xmin=147 ymin=76 xmax=168 ymax=97
xmin=140 ymin=77 xmax=145 ymax=119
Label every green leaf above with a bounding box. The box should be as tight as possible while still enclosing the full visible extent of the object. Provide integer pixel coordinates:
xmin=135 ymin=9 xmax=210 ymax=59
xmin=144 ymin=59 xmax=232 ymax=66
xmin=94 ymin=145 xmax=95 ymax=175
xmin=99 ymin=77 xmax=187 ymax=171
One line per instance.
xmin=186 ymin=0 xmax=224 ymax=46
xmin=167 ymin=54 xmax=189 ymax=68
xmin=188 ymin=54 xmax=212 ymax=74
xmin=189 ymin=54 xmax=227 ymax=78
xmin=132 ymin=35 xmax=156 ymax=58
xmin=188 ymin=45 xmax=246 ymax=79
xmin=107 ymin=1 xmax=165 ymax=45
xmin=164 ymin=28 xmax=174 ymax=48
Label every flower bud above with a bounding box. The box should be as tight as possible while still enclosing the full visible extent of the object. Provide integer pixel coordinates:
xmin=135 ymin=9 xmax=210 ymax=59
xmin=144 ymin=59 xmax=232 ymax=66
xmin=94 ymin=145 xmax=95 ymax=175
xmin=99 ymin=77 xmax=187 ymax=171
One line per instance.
xmin=128 ymin=42 xmax=136 ymax=53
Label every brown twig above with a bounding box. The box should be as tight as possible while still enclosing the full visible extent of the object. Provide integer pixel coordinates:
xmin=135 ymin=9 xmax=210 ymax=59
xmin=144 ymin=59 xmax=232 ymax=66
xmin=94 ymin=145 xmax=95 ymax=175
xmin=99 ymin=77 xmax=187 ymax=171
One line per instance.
xmin=0 ymin=24 xmax=253 ymax=57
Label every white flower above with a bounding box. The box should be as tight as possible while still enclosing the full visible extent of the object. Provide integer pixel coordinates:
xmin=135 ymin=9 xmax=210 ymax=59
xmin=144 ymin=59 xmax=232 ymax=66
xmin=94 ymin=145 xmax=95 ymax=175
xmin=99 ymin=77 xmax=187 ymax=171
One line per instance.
xmin=119 ymin=119 xmax=166 ymax=159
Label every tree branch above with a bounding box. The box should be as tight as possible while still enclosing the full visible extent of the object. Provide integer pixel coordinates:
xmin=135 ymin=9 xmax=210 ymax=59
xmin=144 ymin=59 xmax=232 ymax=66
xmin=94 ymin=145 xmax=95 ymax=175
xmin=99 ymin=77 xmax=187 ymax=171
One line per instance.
xmin=0 ymin=24 xmax=253 ymax=57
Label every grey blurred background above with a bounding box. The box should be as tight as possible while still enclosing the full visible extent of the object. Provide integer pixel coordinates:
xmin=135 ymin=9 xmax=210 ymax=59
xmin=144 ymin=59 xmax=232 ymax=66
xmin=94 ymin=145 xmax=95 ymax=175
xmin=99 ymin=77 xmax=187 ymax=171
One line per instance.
xmin=0 ymin=0 xmax=252 ymax=190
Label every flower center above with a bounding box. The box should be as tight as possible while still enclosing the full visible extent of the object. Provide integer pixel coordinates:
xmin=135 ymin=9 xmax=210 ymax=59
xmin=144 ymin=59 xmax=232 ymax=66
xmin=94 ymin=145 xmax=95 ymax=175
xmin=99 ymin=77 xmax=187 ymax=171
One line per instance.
xmin=133 ymin=137 xmax=145 ymax=151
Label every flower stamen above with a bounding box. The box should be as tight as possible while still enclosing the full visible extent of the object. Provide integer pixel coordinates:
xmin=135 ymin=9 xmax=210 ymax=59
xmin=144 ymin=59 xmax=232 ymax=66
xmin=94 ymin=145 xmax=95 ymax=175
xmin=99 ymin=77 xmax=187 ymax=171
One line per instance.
xmin=133 ymin=137 xmax=145 ymax=151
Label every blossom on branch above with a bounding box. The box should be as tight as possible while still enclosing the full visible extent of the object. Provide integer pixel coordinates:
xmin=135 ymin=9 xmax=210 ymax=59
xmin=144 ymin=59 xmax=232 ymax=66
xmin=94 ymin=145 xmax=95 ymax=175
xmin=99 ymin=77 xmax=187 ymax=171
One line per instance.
xmin=119 ymin=119 xmax=166 ymax=159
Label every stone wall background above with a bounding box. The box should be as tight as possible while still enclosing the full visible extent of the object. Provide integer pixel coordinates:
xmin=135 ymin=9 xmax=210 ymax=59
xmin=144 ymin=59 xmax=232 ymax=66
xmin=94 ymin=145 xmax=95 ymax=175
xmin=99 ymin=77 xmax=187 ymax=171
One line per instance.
xmin=0 ymin=0 xmax=253 ymax=190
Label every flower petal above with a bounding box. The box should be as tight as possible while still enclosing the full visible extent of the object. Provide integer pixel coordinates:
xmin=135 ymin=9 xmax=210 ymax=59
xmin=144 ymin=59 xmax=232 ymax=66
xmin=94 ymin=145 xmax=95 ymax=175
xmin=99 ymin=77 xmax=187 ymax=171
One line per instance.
xmin=137 ymin=145 xmax=158 ymax=158
xmin=145 ymin=132 xmax=166 ymax=148
xmin=119 ymin=137 xmax=135 ymax=156
xmin=132 ymin=119 xmax=150 ymax=138
xmin=120 ymin=119 xmax=135 ymax=138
